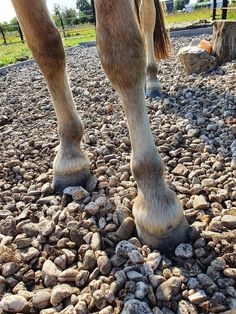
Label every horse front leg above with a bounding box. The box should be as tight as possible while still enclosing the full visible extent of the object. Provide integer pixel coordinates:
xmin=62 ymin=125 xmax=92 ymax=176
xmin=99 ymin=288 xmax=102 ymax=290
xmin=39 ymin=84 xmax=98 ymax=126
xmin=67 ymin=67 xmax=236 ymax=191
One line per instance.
xmin=12 ymin=0 xmax=91 ymax=192
xmin=95 ymin=0 xmax=188 ymax=251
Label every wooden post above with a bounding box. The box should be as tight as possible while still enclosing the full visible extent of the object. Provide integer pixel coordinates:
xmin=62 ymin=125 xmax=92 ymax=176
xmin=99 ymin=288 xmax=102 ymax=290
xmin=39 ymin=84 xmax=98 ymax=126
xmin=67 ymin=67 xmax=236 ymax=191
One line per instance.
xmin=0 ymin=25 xmax=7 ymax=45
xmin=17 ymin=21 xmax=24 ymax=43
xmin=212 ymin=20 xmax=236 ymax=64
xmin=91 ymin=0 xmax=96 ymax=25
xmin=59 ymin=16 xmax=66 ymax=37
xmin=222 ymin=0 xmax=228 ymax=19
xmin=212 ymin=0 xmax=217 ymax=20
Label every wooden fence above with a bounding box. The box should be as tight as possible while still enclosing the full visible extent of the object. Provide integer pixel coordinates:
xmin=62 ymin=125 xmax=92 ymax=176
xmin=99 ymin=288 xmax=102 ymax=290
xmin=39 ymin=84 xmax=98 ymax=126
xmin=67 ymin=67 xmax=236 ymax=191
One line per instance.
xmin=213 ymin=0 xmax=236 ymax=20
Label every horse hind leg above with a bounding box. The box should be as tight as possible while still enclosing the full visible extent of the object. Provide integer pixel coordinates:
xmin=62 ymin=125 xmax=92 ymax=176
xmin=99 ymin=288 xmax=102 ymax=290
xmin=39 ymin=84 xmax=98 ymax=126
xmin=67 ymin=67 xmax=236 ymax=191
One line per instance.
xmin=140 ymin=0 xmax=171 ymax=98
xmin=95 ymin=0 xmax=188 ymax=251
xmin=11 ymin=0 xmax=91 ymax=193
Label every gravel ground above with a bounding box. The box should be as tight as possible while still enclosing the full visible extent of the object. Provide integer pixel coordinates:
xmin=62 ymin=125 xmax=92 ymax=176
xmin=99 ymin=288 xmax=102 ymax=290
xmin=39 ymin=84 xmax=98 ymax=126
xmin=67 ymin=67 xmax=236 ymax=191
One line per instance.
xmin=0 ymin=34 xmax=236 ymax=314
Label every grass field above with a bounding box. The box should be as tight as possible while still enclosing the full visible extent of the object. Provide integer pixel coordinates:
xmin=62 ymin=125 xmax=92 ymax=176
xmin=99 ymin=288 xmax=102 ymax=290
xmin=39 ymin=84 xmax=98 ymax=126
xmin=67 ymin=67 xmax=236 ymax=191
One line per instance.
xmin=0 ymin=8 xmax=236 ymax=67
xmin=0 ymin=25 xmax=96 ymax=67
xmin=166 ymin=7 xmax=236 ymax=24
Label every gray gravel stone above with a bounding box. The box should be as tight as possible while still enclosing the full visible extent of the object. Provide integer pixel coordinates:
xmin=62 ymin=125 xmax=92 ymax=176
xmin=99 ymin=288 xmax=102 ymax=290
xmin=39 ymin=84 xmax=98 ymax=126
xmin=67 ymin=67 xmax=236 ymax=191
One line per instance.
xmin=75 ymin=270 xmax=89 ymax=287
xmin=121 ymin=299 xmax=153 ymax=314
xmin=0 ymin=294 xmax=28 ymax=313
xmin=135 ymin=282 xmax=149 ymax=299
xmin=84 ymin=202 xmax=100 ymax=215
xmin=188 ymin=290 xmax=207 ymax=303
xmin=116 ymin=217 xmax=135 ymax=240
xmin=1 ymin=262 xmax=19 ymax=277
xmin=221 ymin=215 xmax=236 ymax=229
xmin=97 ymin=255 xmax=111 ymax=275
xmin=63 ymin=186 xmax=89 ymax=200
xmin=175 ymin=243 xmax=193 ymax=258
xmin=32 ymin=289 xmax=52 ymax=309
xmin=42 ymin=260 xmax=61 ymax=287
xmin=156 ymin=276 xmax=182 ymax=301
xmin=0 ymin=276 xmax=5 ymax=294
xmin=192 ymin=195 xmax=209 ymax=210
xmin=50 ymin=284 xmax=73 ymax=306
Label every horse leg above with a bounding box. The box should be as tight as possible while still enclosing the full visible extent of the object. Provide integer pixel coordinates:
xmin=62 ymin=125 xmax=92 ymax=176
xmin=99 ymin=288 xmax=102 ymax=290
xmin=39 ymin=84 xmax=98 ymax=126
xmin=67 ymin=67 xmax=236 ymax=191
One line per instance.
xmin=95 ymin=0 xmax=188 ymax=251
xmin=140 ymin=0 xmax=164 ymax=98
xmin=11 ymin=0 xmax=91 ymax=193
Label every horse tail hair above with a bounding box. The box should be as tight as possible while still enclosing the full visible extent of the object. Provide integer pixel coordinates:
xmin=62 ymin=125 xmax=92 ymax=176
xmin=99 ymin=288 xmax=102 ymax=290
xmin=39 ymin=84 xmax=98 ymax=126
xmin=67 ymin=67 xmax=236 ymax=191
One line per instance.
xmin=153 ymin=0 xmax=171 ymax=59
xmin=134 ymin=0 xmax=141 ymax=25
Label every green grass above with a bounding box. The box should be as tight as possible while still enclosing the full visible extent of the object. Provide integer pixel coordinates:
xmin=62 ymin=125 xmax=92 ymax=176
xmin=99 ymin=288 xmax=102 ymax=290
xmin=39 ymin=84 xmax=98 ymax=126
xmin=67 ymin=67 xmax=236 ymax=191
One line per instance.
xmin=0 ymin=26 xmax=96 ymax=67
xmin=0 ymin=44 xmax=31 ymax=67
xmin=166 ymin=7 xmax=236 ymax=24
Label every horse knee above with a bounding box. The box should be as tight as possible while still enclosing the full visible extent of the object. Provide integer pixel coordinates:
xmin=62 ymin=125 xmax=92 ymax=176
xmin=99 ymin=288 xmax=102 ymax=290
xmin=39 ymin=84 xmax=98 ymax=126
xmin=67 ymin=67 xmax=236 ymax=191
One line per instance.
xmin=29 ymin=26 xmax=65 ymax=78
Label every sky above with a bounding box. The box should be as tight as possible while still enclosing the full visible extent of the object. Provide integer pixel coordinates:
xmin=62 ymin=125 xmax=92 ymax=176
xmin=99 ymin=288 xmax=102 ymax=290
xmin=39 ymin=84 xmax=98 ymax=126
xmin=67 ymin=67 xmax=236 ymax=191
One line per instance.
xmin=0 ymin=0 xmax=77 ymax=23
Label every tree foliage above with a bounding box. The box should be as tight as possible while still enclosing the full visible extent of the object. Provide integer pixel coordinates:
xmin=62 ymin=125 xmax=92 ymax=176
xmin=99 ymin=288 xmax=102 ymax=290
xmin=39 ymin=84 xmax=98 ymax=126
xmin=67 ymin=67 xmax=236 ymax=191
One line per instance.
xmin=174 ymin=0 xmax=189 ymax=11
xmin=9 ymin=17 xmax=18 ymax=25
xmin=76 ymin=0 xmax=92 ymax=13
xmin=53 ymin=4 xmax=78 ymax=26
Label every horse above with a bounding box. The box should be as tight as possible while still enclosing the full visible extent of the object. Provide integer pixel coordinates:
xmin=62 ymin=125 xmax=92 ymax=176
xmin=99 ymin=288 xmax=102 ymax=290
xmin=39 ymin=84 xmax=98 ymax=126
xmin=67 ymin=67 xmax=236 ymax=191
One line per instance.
xmin=11 ymin=0 xmax=188 ymax=252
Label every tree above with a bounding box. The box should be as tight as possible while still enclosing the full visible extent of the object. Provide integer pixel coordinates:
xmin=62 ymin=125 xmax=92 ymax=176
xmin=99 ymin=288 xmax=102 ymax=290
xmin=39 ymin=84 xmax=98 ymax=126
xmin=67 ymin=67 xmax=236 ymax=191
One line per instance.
xmin=10 ymin=17 xmax=18 ymax=25
xmin=53 ymin=5 xmax=78 ymax=26
xmin=62 ymin=7 xmax=77 ymax=25
xmin=76 ymin=0 xmax=91 ymax=13
xmin=174 ymin=0 xmax=189 ymax=11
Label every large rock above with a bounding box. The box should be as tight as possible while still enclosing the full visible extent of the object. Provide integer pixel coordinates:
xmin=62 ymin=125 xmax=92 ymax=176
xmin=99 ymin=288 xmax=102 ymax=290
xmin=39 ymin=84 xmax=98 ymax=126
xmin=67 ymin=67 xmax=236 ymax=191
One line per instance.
xmin=178 ymin=46 xmax=217 ymax=74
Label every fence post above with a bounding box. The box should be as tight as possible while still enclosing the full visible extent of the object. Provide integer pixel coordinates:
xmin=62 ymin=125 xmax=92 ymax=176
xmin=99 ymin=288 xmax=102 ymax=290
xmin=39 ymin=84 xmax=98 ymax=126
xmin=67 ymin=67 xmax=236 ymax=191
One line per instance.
xmin=59 ymin=16 xmax=66 ymax=37
xmin=212 ymin=0 xmax=217 ymax=20
xmin=17 ymin=21 xmax=24 ymax=43
xmin=0 ymin=25 xmax=7 ymax=45
xmin=222 ymin=0 xmax=228 ymax=19
xmin=91 ymin=0 xmax=96 ymax=25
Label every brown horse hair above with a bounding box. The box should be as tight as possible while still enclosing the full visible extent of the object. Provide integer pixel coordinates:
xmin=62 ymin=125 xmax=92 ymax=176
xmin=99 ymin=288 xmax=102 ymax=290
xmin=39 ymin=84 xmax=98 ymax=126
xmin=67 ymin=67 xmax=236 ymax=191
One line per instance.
xmin=153 ymin=0 xmax=171 ymax=59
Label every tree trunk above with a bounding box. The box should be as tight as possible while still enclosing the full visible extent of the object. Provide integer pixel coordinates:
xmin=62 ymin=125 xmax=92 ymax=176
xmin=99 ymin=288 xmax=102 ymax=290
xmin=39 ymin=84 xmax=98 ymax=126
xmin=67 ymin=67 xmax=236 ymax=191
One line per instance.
xmin=212 ymin=20 xmax=236 ymax=65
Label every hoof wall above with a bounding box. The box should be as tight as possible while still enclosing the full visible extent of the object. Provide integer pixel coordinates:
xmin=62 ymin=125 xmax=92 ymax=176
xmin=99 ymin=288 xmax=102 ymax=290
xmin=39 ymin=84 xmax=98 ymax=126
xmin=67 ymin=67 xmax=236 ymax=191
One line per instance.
xmin=137 ymin=217 xmax=189 ymax=253
xmin=53 ymin=170 xmax=91 ymax=194
xmin=145 ymin=88 xmax=162 ymax=98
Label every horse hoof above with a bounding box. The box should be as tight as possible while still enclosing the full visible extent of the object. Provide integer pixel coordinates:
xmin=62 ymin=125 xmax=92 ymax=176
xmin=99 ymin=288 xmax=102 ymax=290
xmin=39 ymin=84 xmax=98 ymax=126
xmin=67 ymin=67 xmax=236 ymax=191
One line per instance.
xmin=136 ymin=216 xmax=189 ymax=253
xmin=145 ymin=88 xmax=162 ymax=98
xmin=53 ymin=169 xmax=92 ymax=194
